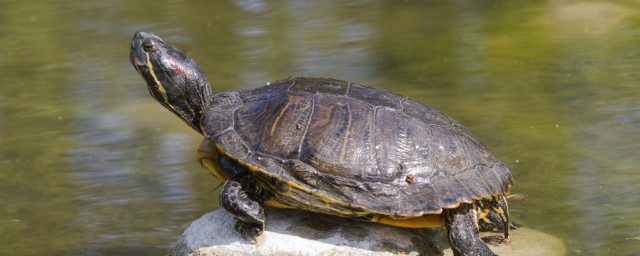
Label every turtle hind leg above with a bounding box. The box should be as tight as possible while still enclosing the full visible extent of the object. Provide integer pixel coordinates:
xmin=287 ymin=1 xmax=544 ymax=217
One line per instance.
xmin=220 ymin=177 xmax=266 ymax=243
xmin=479 ymin=196 xmax=513 ymax=243
xmin=444 ymin=204 xmax=496 ymax=256
xmin=494 ymin=195 xmax=511 ymax=242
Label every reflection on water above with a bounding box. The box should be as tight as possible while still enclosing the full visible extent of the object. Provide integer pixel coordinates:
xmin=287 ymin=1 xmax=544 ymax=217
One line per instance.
xmin=69 ymin=113 xmax=200 ymax=254
xmin=0 ymin=1 xmax=639 ymax=255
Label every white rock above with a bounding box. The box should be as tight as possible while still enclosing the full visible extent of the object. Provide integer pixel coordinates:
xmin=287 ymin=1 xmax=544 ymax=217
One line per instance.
xmin=171 ymin=208 xmax=565 ymax=256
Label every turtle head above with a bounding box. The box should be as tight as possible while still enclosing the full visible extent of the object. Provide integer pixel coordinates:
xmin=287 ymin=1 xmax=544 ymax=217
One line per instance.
xmin=130 ymin=31 xmax=212 ymax=134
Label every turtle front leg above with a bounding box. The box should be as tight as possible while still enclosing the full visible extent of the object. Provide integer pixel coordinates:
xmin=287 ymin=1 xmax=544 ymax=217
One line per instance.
xmin=220 ymin=177 xmax=266 ymax=243
xmin=444 ymin=204 xmax=495 ymax=256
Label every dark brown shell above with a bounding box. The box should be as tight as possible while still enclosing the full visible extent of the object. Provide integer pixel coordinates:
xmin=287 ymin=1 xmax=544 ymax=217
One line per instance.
xmin=202 ymin=77 xmax=513 ymax=217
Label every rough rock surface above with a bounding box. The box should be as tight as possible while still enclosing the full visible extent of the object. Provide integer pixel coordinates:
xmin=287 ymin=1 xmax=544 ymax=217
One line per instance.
xmin=170 ymin=208 xmax=565 ymax=256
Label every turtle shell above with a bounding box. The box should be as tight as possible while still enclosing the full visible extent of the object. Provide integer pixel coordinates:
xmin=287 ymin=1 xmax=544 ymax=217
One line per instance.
xmin=202 ymin=77 xmax=513 ymax=218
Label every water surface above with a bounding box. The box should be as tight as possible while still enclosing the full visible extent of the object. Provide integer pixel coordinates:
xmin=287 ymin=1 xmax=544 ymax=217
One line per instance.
xmin=1 ymin=1 xmax=639 ymax=255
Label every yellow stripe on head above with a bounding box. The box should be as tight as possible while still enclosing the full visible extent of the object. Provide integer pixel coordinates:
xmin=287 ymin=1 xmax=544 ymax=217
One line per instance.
xmin=145 ymin=52 xmax=169 ymax=104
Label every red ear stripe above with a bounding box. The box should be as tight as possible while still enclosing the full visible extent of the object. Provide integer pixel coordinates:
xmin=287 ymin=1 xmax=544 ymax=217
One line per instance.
xmin=167 ymin=54 xmax=191 ymax=78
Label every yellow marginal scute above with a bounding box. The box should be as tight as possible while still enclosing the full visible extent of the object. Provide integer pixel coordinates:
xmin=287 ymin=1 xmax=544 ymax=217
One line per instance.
xmin=196 ymin=139 xmax=229 ymax=182
xmin=200 ymin=157 xmax=228 ymax=182
xmin=263 ymin=199 xmax=295 ymax=209
xmin=373 ymin=214 xmax=445 ymax=228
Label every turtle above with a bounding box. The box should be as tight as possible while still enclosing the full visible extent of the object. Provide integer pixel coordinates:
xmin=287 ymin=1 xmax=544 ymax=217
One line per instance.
xmin=130 ymin=31 xmax=514 ymax=256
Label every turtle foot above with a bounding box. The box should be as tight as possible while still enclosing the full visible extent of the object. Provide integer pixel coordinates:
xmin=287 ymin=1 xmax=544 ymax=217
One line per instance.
xmin=482 ymin=235 xmax=511 ymax=245
xmin=235 ymin=220 xmax=263 ymax=243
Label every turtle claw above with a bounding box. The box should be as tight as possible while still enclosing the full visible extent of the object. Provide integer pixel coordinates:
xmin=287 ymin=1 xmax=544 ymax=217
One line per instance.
xmin=235 ymin=220 xmax=263 ymax=243
xmin=482 ymin=235 xmax=510 ymax=245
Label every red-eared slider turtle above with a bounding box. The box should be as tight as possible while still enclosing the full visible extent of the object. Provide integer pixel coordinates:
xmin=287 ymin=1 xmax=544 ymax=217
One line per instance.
xmin=130 ymin=32 xmax=514 ymax=256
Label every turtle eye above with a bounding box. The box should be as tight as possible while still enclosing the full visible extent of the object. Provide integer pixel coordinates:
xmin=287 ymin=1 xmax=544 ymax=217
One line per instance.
xmin=142 ymin=41 xmax=155 ymax=52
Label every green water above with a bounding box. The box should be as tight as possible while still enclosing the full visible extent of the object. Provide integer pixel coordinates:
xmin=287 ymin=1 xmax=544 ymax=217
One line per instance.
xmin=1 ymin=1 xmax=639 ymax=255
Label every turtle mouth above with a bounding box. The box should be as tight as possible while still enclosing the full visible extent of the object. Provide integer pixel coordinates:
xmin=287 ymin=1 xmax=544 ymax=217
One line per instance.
xmin=130 ymin=32 xmax=149 ymax=70
xmin=129 ymin=48 xmax=145 ymax=74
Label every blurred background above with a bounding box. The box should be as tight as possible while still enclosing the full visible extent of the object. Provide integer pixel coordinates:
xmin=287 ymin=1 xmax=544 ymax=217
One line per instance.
xmin=0 ymin=0 xmax=639 ymax=255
